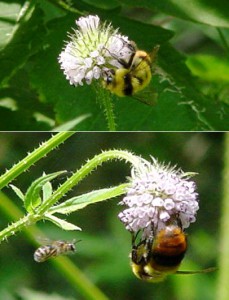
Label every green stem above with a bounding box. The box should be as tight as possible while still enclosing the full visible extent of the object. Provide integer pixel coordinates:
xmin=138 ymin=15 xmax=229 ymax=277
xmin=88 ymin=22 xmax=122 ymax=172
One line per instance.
xmin=0 ymin=149 xmax=139 ymax=242
xmin=94 ymin=84 xmax=116 ymax=131
xmin=0 ymin=192 xmax=109 ymax=300
xmin=0 ymin=212 xmax=39 ymax=243
xmin=101 ymin=92 xmax=116 ymax=131
xmin=54 ymin=257 xmax=109 ymax=300
xmin=38 ymin=149 xmax=140 ymax=214
xmin=0 ymin=132 xmax=75 ymax=190
xmin=0 ymin=190 xmax=43 ymax=242
xmin=217 ymin=133 xmax=229 ymax=300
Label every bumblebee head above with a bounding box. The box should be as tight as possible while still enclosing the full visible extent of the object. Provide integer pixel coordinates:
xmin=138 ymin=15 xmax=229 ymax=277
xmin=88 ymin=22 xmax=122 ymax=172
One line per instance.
xmin=102 ymin=69 xmax=115 ymax=85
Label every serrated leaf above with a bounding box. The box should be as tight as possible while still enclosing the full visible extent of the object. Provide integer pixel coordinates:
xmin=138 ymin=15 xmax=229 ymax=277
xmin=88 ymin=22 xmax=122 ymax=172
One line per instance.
xmin=9 ymin=184 xmax=25 ymax=201
xmin=44 ymin=214 xmax=82 ymax=231
xmin=48 ymin=184 xmax=128 ymax=215
xmin=24 ymin=171 xmax=66 ymax=213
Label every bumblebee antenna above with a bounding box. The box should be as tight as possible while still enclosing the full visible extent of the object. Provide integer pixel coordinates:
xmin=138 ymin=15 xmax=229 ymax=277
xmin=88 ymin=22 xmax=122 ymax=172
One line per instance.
xmin=131 ymin=231 xmax=140 ymax=246
xmin=72 ymin=239 xmax=82 ymax=245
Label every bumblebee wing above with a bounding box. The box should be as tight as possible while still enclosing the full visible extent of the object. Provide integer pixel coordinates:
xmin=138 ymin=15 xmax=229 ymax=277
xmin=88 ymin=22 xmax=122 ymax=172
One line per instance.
xmin=131 ymin=45 xmax=159 ymax=72
xmin=130 ymin=45 xmax=159 ymax=103
xmin=36 ymin=236 xmax=53 ymax=245
xmin=149 ymin=45 xmax=160 ymax=64
xmin=175 ymin=267 xmax=217 ymax=275
xmin=132 ymin=87 xmax=158 ymax=106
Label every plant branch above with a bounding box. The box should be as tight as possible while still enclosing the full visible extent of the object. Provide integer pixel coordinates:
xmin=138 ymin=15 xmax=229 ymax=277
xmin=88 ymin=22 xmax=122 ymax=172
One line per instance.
xmin=37 ymin=149 xmax=140 ymax=214
xmin=0 ymin=132 xmax=75 ymax=190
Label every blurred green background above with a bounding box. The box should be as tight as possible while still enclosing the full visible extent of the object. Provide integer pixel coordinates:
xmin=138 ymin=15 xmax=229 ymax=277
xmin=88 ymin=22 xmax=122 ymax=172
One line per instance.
xmin=0 ymin=132 xmax=222 ymax=299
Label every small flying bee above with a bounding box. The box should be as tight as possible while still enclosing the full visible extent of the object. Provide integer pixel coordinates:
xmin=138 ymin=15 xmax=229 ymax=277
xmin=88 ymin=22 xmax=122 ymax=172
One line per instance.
xmin=34 ymin=239 xmax=80 ymax=263
xmin=131 ymin=218 xmax=216 ymax=282
xmin=102 ymin=41 xmax=159 ymax=105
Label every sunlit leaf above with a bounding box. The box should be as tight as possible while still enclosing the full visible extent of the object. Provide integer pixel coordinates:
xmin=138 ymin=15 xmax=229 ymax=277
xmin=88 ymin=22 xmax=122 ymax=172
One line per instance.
xmin=44 ymin=214 xmax=82 ymax=231
xmin=24 ymin=171 xmax=66 ymax=213
xmin=42 ymin=181 xmax=53 ymax=202
xmin=18 ymin=287 xmax=75 ymax=300
xmin=48 ymin=184 xmax=128 ymax=215
xmin=9 ymin=184 xmax=25 ymax=201
xmin=186 ymin=55 xmax=229 ymax=82
xmin=51 ymin=114 xmax=91 ymax=131
xmin=117 ymin=0 xmax=229 ymax=28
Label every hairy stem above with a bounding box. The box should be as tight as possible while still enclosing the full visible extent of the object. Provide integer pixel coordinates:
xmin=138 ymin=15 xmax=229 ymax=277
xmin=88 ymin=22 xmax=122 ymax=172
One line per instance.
xmin=0 ymin=132 xmax=75 ymax=190
xmin=101 ymin=91 xmax=116 ymax=131
xmin=37 ymin=149 xmax=140 ymax=214
xmin=0 ymin=149 xmax=140 ymax=241
xmin=94 ymin=83 xmax=117 ymax=131
xmin=0 ymin=212 xmax=38 ymax=242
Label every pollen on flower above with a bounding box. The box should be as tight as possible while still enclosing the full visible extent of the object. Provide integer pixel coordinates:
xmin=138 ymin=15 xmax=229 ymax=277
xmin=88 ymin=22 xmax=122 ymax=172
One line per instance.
xmin=118 ymin=157 xmax=199 ymax=237
xmin=58 ymin=15 xmax=133 ymax=86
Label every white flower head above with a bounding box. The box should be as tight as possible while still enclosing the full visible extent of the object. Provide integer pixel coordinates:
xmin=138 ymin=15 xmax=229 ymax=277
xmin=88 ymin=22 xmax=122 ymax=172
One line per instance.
xmin=58 ymin=15 xmax=134 ymax=86
xmin=118 ymin=157 xmax=199 ymax=238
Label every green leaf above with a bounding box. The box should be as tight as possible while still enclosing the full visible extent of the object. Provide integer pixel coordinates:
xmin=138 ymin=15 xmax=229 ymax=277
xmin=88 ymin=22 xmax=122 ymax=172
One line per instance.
xmin=0 ymin=1 xmax=30 ymax=50
xmin=44 ymin=214 xmax=82 ymax=231
xmin=81 ymin=0 xmax=120 ymax=9
xmin=186 ymin=54 xmax=229 ymax=82
xmin=24 ymin=171 xmax=66 ymax=213
xmin=9 ymin=184 xmax=25 ymax=201
xmin=42 ymin=181 xmax=53 ymax=202
xmin=48 ymin=184 xmax=128 ymax=215
xmin=51 ymin=114 xmax=91 ymax=131
xmin=0 ymin=2 xmax=43 ymax=84
xmin=0 ymin=2 xmax=53 ymax=130
xmin=18 ymin=287 xmax=74 ymax=300
xmin=117 ymin=0 xmax=229 ymax=28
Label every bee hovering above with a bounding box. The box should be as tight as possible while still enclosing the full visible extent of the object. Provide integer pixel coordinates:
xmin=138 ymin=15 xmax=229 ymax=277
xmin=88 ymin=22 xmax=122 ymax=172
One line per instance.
xmin=34 ymin=239 xmax=80 ymax=263
xmin=130 ymin=218 xmax=216 ymax=282
xmin=102 ymin=41 xmax=160 ymax=105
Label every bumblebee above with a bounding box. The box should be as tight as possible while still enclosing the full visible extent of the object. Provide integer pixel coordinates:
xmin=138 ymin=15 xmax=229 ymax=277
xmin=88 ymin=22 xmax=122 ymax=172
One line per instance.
xmin=131 ymin=220 xmax=216 ymax=282
xmin=34 ymin=239 xmax=80 ymax=263
xmin=103 ymin=43 xmax=159 ymax=100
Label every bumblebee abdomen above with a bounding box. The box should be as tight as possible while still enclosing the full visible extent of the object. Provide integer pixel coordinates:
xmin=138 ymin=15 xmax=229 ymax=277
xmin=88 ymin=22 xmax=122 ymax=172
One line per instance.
xmin=123 ymin=73 xmax=133 ymax=95
xmin=34 ymin=245 xmax=57 ymax=263
xmin=152 ymin=249 xmax=186 ymax=268
xmin=151 ymin=226 xmax=187 ymax=269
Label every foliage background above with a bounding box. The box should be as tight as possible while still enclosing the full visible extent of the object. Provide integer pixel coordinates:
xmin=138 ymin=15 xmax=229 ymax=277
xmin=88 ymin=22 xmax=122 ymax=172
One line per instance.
xmin=0 ymin=132 xmax=222 ymax=299
xmin=0 ymin=0 xmax=228 ymax=130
